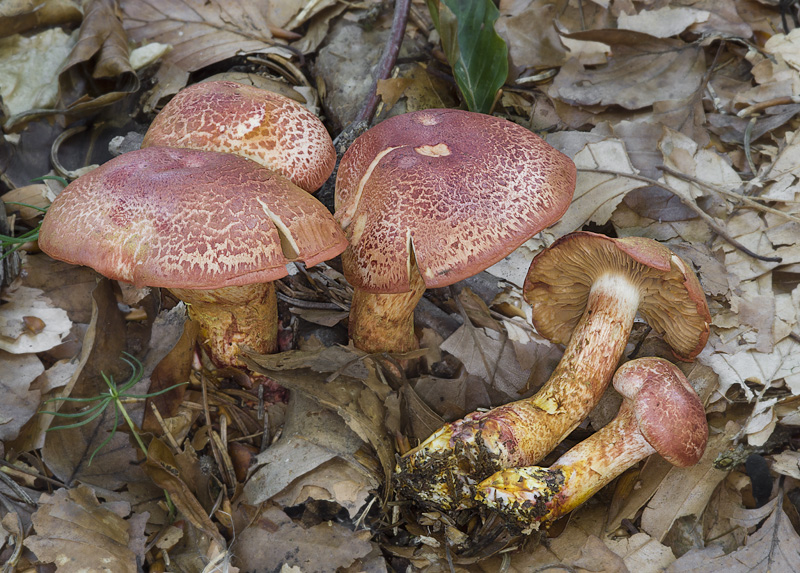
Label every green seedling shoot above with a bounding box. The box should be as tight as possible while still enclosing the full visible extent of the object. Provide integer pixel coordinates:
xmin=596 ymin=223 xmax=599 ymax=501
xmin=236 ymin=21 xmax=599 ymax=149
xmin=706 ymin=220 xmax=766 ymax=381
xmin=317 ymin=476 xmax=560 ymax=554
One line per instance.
xmin=42 ymin=353 xmax=187 ymax=465
xmin=1 ymin=175 xmax=66 ymax=261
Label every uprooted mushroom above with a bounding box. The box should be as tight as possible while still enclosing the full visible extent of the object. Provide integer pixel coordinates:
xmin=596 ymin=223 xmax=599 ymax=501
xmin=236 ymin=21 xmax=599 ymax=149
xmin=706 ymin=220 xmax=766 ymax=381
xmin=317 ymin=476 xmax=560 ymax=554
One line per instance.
xmin=477 ymin=357 xmax=708 ymax=534
xmin=334 ymin=108 xmax=576 ymax=354
xmin=395 ymin=231 xmax=711 ymax=510
xmin=38 ymin=147 xmax=348 ymax=368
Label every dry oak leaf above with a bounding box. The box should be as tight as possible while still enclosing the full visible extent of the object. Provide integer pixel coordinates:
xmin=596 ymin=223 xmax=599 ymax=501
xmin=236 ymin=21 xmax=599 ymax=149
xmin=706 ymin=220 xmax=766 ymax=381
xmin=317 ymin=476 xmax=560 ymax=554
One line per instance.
xmin=667 ymin=494 xmax=800 ymax=572
xmin=24 ymin=485 xmax=147 ymax=572
xmin=121 ymin=0 xmax=282 ymax=72
xmin=549 ymin=29 xmax=705 ymax=110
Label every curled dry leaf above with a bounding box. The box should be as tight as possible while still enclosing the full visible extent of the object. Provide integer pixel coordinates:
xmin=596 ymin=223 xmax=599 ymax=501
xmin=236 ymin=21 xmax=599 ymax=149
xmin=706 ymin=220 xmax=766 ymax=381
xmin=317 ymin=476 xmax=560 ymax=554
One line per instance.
xmin=121 ymin=0 xmax=283 ymax=72
xmin=24 ymin=485 xmax=148 ymax=573
xmin=0 ymin=351 xmax=42 ymax=441
xmin=550 ymin=30 xmax=706 ymax=110
xmin=234 ymin=505 xmax=373 ymax=572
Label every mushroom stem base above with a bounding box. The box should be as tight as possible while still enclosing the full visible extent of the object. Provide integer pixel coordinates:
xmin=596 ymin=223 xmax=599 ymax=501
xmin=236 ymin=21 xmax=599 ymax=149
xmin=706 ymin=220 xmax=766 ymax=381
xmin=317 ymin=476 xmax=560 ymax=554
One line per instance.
xmin=395 ymin=273 xmax=641 ymax=509
xmin=171 ymin=282 xmax=278 ymax=368
xmin=348 ymin=265 xmax=426 ymax=354
xmin=476 ymin=403 xmax=653 ymax=533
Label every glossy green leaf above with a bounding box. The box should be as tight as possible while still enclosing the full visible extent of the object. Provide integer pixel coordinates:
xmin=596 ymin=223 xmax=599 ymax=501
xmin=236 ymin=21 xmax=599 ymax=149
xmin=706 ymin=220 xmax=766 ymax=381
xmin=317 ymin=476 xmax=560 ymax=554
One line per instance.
xmin=427 ymin=0 xmax=508 ymax=113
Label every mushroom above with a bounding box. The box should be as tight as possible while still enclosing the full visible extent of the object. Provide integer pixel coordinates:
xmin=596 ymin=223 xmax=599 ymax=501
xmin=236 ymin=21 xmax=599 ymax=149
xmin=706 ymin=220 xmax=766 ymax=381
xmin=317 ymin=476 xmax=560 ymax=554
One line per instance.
xmin=396 ymin=231 xmax=710 ymax=509
xmin=334 ymin=108 xmax=576 ymax=353
xmin=476 ymin=357 xmax=708 ymax=534
xmin=142 ymin=80 xmax=336 ymax=193
xmin=38 ymin=147 xmax=348 ymax=367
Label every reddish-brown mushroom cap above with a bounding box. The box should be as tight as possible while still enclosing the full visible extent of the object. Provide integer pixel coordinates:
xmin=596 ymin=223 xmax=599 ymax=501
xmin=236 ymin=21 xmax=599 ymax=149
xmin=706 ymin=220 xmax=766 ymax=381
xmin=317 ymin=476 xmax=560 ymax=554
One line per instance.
xmin=613 ymin=357 xmax=708 ymax=467
xmin=524 ymin=231 xmax=711 ymax=360
xmin=38 ymin=147 xmax=348 ymax=288
xmin=142 ymin=80 xmax=336 ymax=193
xmin=335 ymin=109 xmax=576 ymax=293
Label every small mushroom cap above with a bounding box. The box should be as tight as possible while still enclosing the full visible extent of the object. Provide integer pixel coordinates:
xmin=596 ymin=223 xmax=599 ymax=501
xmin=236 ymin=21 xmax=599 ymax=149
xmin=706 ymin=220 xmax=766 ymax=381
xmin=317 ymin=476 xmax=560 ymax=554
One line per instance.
xmin=334 ymin=109 xmax=576 ymax=293
xmin=38 ymin=147 xmax=348 ymax=289
xmin=142 ymin=80 xmax=336 ymax=192
xmin=613 ymin=357 xmax=708 ymax=467
xmin=523 ymin=231 xmax=711 ymax=360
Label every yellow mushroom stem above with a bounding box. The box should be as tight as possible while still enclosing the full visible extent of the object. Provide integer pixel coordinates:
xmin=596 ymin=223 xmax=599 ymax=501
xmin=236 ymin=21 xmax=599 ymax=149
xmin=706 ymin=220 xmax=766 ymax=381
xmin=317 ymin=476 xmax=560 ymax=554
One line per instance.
xmin=348 ymin=264 xmax=427 ymax=354
xmin=475 ymin=396 xmax=655 ymax=534
xmin=170 ymin=282 xmax=278 ymax=368
xmin=395 ymin=272 xmax=641 ymax=509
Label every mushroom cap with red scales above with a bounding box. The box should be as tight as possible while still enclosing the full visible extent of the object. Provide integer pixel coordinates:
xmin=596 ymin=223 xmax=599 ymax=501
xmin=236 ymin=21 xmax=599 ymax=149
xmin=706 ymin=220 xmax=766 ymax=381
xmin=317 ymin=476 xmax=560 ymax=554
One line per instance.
xmin=38 ymin=147 xmax=348 ymax=289
xmin=523 ymin=231 xmax=711 ymax=361
xmin=334 ymin=109 xmax=576 ymax=294
xmin=142 ymin=80 xmax=336 ymax=193
xmin=613 ymin=357 xmax=708 ymax=467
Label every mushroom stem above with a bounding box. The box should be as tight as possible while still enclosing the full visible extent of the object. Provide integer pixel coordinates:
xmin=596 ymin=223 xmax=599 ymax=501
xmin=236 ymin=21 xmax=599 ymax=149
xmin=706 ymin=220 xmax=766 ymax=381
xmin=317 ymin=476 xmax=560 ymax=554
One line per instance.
xmin=395 ymin=272 xmax=640 ymax=509
xmin=171 ymin=282 xmax=278 ymax=367
xmin=476 ymin=400 xmax=653 ymax=533
xmin=348 ymin=263 xmax=426 ymax=354
xmin=476 ymin=356 xmax=708 ymax=534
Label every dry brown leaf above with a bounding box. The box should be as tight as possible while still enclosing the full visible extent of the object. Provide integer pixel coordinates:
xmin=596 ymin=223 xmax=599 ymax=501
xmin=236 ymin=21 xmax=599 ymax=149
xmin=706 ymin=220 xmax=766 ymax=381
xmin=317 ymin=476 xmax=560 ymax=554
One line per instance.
xmin=0 ymin=351 xmax=42 ymax=441
xmin=242 ymin=392 xmax=376 ymax=510
xmin=0 ymin=0 xmax=82 ymax=36
xmin=121 ymin=0 xmax=280 ymax=72
xmin=234 ymin=505 xmax=373 ymax=572
xmin=245 ymin=349 xmax=394 ymax=490
xmin=667 ymin=494 xmax=800 ymax=572
xmin=550 ymin=30 xmax=705 ymax=110
xmin=496 ymin=0 xmax=568 ymax=78
xmin=24 ymin=485 xmax=147 ymax=572
xmin=618 ymin=6 xmax=710 ymax=38
xmin=439 ymin=324 xmax=529 ymax=402
xmin=144 ymin=438 xmax=224 ymax=548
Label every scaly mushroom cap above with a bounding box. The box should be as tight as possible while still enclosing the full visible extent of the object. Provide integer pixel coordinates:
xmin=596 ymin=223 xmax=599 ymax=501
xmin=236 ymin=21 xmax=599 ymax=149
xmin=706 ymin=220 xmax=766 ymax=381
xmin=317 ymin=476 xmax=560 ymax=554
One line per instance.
xmin=142 ymin=80 xmax=336 ymax=192
xmin=335 ymin=109 xmax=576 ymax=294
xmin=523 ymin=232 xmax=710 ymax=360
xmin=38 ymin=147 xmax=348 ymax=289
xmin=614 ymin=357 xmax=708 ymax=466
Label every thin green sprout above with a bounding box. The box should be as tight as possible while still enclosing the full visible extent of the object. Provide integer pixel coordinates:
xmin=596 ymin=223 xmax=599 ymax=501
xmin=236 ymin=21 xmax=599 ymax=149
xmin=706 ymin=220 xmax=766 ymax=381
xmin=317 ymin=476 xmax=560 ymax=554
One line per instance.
xmin=43 ymin=352 xmax=187 ymax=464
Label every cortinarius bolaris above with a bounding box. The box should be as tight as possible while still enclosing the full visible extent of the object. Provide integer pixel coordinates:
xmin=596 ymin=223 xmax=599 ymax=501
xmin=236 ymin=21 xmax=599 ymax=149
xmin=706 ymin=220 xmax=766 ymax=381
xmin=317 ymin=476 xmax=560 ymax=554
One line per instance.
xmin=396 ymin=231 xmax=710 ymax=509
xmin=477 ymin=357 xmax=708 ymax=533
xmin=335 ymin=109 xmax=576 ymax=354
xmin=142 ymin=80 xmax=335 ymax=193
xmin=38 ymin=147 xmax=347 ymax=367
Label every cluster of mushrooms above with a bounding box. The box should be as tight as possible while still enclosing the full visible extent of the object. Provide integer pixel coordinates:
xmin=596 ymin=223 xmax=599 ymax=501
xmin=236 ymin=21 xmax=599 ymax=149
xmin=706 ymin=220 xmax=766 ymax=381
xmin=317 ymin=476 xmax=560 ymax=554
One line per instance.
xmin=36 ymin=80 xmax=711 ymax=533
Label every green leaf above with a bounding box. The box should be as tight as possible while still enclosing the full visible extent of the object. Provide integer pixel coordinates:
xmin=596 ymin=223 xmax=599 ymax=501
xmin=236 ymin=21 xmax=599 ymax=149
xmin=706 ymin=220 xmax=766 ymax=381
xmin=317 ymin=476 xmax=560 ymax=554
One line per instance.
xmin=428 ymin=0 xmax=509 ymax=114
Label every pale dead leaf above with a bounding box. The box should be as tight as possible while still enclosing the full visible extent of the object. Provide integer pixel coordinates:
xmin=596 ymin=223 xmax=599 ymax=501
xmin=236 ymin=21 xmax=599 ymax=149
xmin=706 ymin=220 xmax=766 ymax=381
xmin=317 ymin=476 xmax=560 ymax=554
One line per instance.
xmin=770 ymin=451 xmax=800 ymax=479
xmin=272 ymin=457 xmax=374 ymax=519
xmin=667 ymin=495 xmax=800 ymax=572
xmin=234 ymin=505 xmax=372 ymax=572
xmin=0 ymin=28 xmax=74 ymax=119
xmin=618 ymin=7 xmax=710 ymax=38
xmin=24 ymin=485 xmax=147 ymax=573
xmin=121 ymin=0 xmax=281 ymax=72
xmin=699 ymin=337 xmax=800 ymax=399
xmin=764 ymin=28 xmax=800 ymax=72
xmin=550 ymin=30 xmax=705 ymax=110
xmin=605 ymin=532 xmax=676 ymax=572
xmin=0 ymin=285 xmax=71 ymax=353
xmin=0 ymin=351 xmax=42 ymax=440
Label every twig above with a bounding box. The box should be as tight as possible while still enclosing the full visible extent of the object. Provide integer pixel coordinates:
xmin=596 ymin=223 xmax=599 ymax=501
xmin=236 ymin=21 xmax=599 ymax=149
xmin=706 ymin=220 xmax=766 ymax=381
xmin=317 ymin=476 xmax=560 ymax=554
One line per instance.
xmin=579 ymin=168 xmax=782 ymax=263
xmin=276 ymin=291 xmax=347 ymax=310
xmin=354 ymin=0 xmax=413 ymax=124
xmin=657 ymin=165 xmax=800 ymax=224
